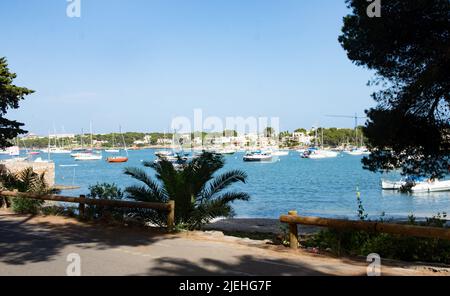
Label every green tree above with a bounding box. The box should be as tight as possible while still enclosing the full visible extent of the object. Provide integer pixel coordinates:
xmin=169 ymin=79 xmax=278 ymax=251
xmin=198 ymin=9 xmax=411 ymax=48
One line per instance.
xmin=0 ymin=57 xmax=34 ymax=148
xmin=124 ymin=152 xmax=250 ymax=229
xmin=294 ymin=128 xmax=307 ymax=134
xmin=264 ymin=127 xmax=275 ymax=138
xmin=339 ymin=0 xmax=450 ymax=178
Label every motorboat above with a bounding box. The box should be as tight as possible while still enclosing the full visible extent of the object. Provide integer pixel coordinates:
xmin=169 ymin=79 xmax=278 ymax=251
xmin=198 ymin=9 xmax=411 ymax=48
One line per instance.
xmin=105 ymin=149 xmax=120 ymax=153
xmin=381 ymin=177 xmax=450 ymax=193
xmin=216 ymin=148 xmax=236 ymax=155
xmin=243 ymin=150 xmax=273 ymax=162
xmin=344 ymin=147 xmax=370 ymax=156
xmin=155 ymin=150 xmax=173 ymax=157
xmin=42 ymin=147 xmax=71 ymax=154
xmin=302 ymin=148 xmax=339 ymax=159
xmin=0 ymin=146 xmax=20 ymax=156
xmin=74 ymin=152 xmax=103 ymax=161
xmin=411 ymin=179 xmax=450 ymax=193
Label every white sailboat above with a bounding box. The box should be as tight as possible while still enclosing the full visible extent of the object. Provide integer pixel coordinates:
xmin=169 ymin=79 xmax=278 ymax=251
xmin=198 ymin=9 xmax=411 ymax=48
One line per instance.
xmin=74 ymin=123 xmax=102 ymax=161
xmin=105 ymin=132 xmax=120 ymax=153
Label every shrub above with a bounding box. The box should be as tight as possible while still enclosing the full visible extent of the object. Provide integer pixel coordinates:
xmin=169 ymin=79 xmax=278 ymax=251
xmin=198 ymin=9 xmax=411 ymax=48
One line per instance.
xmin=86 ymin=183 xmax=125 ymax=221
xmin=0 ymin=167 xmax=60 ymax=215
xmin=303 ymin=191 xmax=450 ymax=264
xmin=11 ymin=198 xmax=43 ymax=215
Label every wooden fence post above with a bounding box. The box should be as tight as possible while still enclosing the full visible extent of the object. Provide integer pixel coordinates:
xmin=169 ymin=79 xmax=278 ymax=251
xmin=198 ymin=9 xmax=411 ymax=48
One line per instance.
xmin=167 ymin=200 xmax=175 ymax=232
xmin=78 ymin=195 xmax=86 ymax=219
xmin=288 ymin=210 xmax=299 ymax=249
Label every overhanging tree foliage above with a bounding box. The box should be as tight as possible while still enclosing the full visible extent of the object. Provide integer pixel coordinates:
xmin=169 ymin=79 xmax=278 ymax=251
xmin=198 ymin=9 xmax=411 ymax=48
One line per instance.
xmin=339 ymin=0 xmax=450 ymax=178
xmin=0 ymin=57 xmax=34 ymax=148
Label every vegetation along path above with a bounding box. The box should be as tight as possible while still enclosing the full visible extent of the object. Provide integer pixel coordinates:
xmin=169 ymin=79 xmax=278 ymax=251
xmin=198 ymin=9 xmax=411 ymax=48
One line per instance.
xmin=1 ymin=211 xmax=448 ymax=276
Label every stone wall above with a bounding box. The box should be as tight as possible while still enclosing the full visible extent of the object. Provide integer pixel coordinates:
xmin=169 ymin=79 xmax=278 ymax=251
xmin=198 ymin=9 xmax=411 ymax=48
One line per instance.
xmin=0 ymin=161 xmax=55 ymax=187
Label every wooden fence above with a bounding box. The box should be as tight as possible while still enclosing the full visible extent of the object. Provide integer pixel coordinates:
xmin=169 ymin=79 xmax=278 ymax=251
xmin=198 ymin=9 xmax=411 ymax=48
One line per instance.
xmin=0 ymin=190 xmax=175 ymax=231
xmin=280 ymin=210 xmax=450 ymax=249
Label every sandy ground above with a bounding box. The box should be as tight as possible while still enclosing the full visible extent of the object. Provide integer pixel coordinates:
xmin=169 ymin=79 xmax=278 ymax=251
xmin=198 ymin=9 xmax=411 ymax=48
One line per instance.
xmin=204 ymin=218 xmax=322 ymax=234
xmin=1 ymin=211 xmax=449 ymax=276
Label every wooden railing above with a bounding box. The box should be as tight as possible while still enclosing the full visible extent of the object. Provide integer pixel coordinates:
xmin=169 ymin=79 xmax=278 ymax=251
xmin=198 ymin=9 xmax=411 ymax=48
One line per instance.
xmin=280 ymin=210 xmax=450 ymax=249
xmin=0 ymin=190 xmax=175 ymax=231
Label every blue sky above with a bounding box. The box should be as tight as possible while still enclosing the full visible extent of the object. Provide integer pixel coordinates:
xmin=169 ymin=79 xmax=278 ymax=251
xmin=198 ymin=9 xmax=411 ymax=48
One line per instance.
xmin=0 ymin=0 xmax=374 ymax=134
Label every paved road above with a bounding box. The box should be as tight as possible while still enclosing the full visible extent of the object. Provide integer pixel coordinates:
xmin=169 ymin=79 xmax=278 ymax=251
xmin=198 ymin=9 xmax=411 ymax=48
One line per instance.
xmin=0 ymin=212 xmax=442 ymax=276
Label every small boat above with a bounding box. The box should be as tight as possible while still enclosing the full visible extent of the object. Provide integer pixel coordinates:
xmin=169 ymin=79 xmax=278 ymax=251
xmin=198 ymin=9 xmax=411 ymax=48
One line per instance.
xmin=302 ymin=148 xmax=339 ymax=159
xmin=243 ymin=150 xmax=272 ymax=162
xmin=107 ymin=156 xmax=129 ymax=163
xmin=105 ymin=149 xmax=120 ymax=153
xmin=381 ymin=179 xmax=406 ymax=190
xmin=344 ymin=147 xmax=370 ymax=156
xmin=155 ymin=150 xmax=172 ymax=157
xmin=0 ymin=146 xmax=20 ymax=156
xmin=216 ymin=148 xmax=236 ymax=155
xmin=28 ymin=151 xmax=40 ymax=155
xmin=42 ymin=147 xmax=71 ymax=154
xmin=106 ymin=126 xmax=129 ymax=163
xmin=74 ymin=153 xmax=103 ymax=161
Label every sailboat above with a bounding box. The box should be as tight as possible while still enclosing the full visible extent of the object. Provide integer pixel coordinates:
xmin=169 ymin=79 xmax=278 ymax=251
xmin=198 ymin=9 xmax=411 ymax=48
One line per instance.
xmin=74 ymin=123 xmax=103 ymax=161
xmin=107 ymin=126 xmax=129 ymax=163
xmin=301 ymin=127 xmax=338 ymax=159
xmin=105 ymin=132 xmax=120 ymax=153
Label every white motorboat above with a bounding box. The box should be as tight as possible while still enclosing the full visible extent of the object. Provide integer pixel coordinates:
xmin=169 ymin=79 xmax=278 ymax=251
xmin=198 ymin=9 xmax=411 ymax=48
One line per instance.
xmin=381 ymin=177 xmax=450 ymax=193
xmin=105 ymin=149 xmax=120 ymax=153
xmin=42 ymin=147 xmax=71 ymax=154
xmin=303 ymin=148 xmax=339 ymax=159
xmin=216 ymin=148 xmax=236 ymax=155
xmin=411 ymin=179 xmax=450 ymax=193
xmin=74 ymin=153 xmax=102 ymax=161
xmin=381 ymin=179 xmax=405 ymax=190
xmin=0 ymin=146 xmax=20 ymax=156
xmin=155 ymin=150 xmax=173 ymax=157
xmin=243 ymin=151 xmax=273 ymax=162
xmin=344 ymin=148 xmax=370 ymax=156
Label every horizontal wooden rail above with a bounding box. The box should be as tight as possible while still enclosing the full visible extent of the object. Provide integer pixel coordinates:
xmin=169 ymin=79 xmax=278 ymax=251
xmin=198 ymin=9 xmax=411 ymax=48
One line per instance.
xmin=1 ymin=191 xmax=175 ymax=231
xmin=280 ymin=212 xmax=450 ymax=249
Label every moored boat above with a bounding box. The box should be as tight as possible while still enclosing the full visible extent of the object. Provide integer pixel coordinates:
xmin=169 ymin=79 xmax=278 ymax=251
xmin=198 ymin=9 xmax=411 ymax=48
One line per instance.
xmin=107 ymin=156 xmax=128 ymax=163
xmin=74 ymin=153 xmax=103 ymax=161
xmin=243 ymin=150 xmax=272 ymax=162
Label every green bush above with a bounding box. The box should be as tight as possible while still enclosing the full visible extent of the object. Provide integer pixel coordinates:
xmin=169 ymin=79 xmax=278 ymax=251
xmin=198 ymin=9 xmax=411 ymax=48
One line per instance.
xmin=11 ymin=197 xmax=44 ymax=215
xmin=86 ymin=183 xmax=125 ymax=221
xmin=303 ymin=190 xmax=450 ymax=264
xmin=0 ymin=167 xmax=60 ymax=215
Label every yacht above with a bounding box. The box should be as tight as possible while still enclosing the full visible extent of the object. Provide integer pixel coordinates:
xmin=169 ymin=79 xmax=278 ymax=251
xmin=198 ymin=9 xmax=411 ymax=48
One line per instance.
xmin=301 ymin=148 xmax=339 ymax=159
xmin=382 ymin=177 xmax=450 ymax=193
xmin=243 ymin=150 xmax=273 ymax=162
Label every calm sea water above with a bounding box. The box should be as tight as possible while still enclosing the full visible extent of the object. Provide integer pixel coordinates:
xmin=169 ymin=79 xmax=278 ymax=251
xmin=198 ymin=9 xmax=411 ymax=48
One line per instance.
xmin=13 ymin=149 xmax=450 ymax=219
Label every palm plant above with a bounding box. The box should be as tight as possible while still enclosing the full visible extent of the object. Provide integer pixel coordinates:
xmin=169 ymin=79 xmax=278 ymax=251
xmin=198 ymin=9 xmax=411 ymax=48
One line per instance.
xmin=124 ymin=152 xmax=250 ymax=229
xmin=0 ymin=167 xmax=59 ymax=213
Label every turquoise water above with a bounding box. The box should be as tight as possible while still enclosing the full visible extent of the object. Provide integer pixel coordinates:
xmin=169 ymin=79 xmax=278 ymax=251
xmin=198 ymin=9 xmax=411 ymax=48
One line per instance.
xmin=14 ymin=149 xmax=450 ymax=219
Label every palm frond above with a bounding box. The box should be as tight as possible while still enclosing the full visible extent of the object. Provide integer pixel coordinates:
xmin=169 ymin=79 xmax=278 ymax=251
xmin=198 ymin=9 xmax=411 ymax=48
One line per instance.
xmin=124 ymin=167 xmax=167 ymax=199
xmin=124 ymin=185 xmax=167 ymax=203
xmin=200 ymin=170 xmax=248 ymax=201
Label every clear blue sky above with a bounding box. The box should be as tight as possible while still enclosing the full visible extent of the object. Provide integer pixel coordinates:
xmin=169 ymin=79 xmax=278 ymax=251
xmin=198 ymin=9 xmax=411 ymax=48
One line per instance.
xmin=1 ymin=0 xmax=374 ymax=135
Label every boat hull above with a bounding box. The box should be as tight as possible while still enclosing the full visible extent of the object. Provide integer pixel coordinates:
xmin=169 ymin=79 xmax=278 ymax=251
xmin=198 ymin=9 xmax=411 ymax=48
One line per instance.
xmin=107 ymin=157 xmax=129 ymax=163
